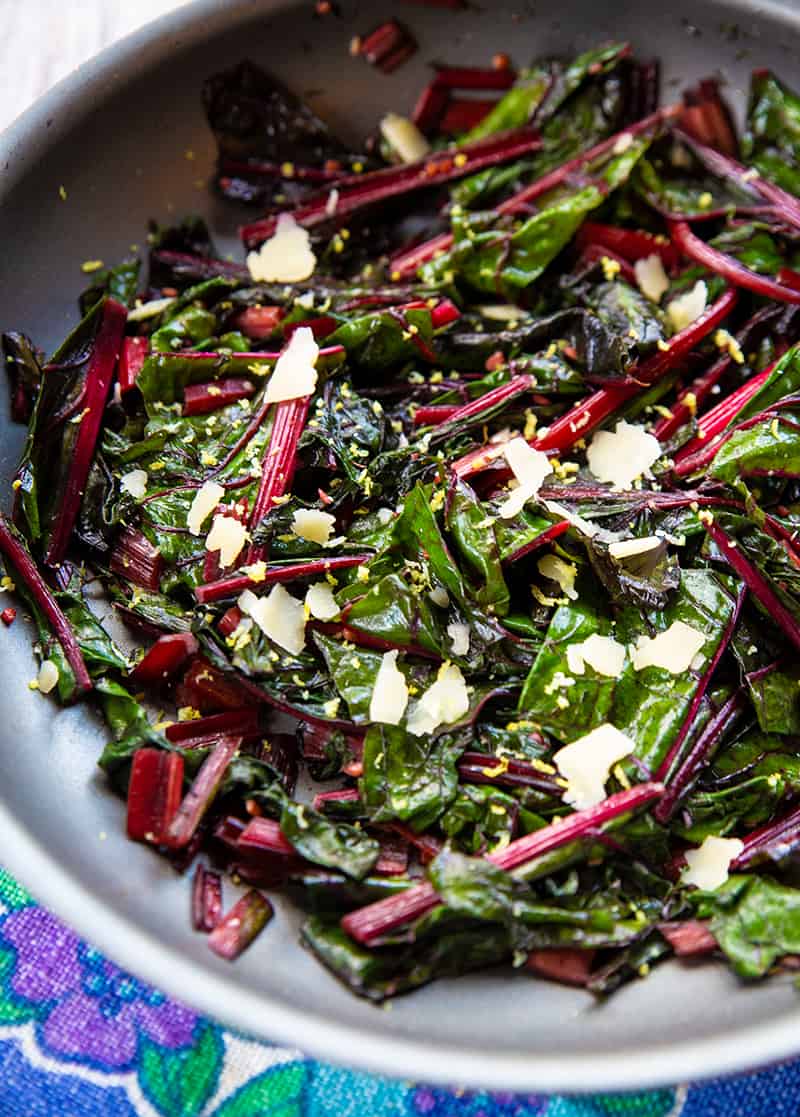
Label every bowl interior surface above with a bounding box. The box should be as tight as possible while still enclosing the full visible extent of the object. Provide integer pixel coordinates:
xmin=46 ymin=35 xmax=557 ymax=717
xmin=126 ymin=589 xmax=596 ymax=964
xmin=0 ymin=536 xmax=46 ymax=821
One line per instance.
xmin=2 ymin=0 xmax=800 ymax=1092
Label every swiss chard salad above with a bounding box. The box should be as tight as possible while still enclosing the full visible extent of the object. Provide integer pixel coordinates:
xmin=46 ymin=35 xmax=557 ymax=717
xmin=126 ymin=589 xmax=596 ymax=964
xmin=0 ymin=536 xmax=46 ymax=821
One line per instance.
xmin=6 ymin=35 xmax=800 ymax=1000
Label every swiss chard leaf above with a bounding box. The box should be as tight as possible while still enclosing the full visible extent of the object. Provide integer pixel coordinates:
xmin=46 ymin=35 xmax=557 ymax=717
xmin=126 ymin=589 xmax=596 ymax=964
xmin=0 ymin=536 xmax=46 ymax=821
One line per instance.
xmin=693 ymin=875 xmax=800 ymax=979
xmin=359 ymin=724 xmax=464 ymax=832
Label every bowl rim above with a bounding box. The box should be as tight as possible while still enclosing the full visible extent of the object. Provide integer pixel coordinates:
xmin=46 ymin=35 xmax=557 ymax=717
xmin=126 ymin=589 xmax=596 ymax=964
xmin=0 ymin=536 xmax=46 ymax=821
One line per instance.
xmin=2 ymin=0 xmax=800 ymax=1092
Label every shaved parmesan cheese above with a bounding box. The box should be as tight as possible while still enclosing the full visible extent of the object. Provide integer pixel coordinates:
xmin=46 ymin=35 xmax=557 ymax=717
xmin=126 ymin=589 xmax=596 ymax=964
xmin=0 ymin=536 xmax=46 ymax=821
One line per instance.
xmin=477 ymin=304 xmax=525 ymax=322
xmin=127 ymin=296 xmax=175 ymax=322
xmin=188 ymin=481 xmax=224 ymax=536
xmin=246 ymin=213 xmax=316 ymax=283
xmin=238 ymin=585 xmax=306 ymax=655
xmin=566 ymin=634 xmax=626 ymax=678
xmin=586 ymin=420 xmax=661 ymax=490
xmin=205 ymin=514 xmax=248 ymax=568
xmin=447 ymin=621 xmax=470 ymax=657
xmin=265 ymin=326 xmax=320 ymax=404
xmin=428 ymin=585 xmax=450 ymax=608
xmin=537 ymin=555 xmax=578 ymax=600
xmin=498 ymin=437 xmax=552 ymax=518
xmin=376 ymin=507 xmax=394 ymax=525
xmin=305 ymin=581 xmax=339 ymax=621
xmin=631 ymin=620 xmax=706 ymax=674
xmin=634 ymin=254 xmax=669 ymax=303
xmin=612 ymin=131 xmax=633 ymax=154
xmin=553 ymin=723 xmax=634 ymax=810
xmin=666 ymin=280 xmax=707 ymax=334
xmin=608 ymin=536 xmax=662 ymax=560
xmin=380 ymin=112 xmax=430 ymax=164
xmin=369 ymin=650 xmax=409 ymax=725
xmin=291 ymin=508 xmax=336 ymax=545
xmin=407 ymin=663 xmax=470 ymax=737
xmin=683 ymin=835 xmax=743 ymax=891
xmin=120 ymin=469 xmax=148 ymax=500
xmin=325 ymin=188 xmax=339 ymax=217
xmin=37 ymin=659 xmax=59 ymax=694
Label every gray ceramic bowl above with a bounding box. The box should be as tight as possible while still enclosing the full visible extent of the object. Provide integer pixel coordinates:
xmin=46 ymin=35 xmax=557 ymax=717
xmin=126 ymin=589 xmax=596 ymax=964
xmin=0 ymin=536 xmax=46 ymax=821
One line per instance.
xmin=3 ymin=0 xmax=800 ymax=1093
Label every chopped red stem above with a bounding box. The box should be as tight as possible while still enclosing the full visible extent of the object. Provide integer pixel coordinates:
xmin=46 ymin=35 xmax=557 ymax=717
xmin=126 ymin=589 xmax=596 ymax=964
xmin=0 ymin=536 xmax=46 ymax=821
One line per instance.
xmin=732 ymin=801 xmax=800 ymax=869
xmin=526 ymin=948 xmax=595 ymax=987
xmin=654 ymin=584 xmax=746 ymax=790
xmin=439 ymin=98 xmax=498 ymax=135
xmin=313 ymin=788 xmax=360 ymax=811
xmin=457 ymin=751 xmax=562 ymax=795
xmin=703 ymin=517 xmax=800 ymax=654
xmin=576 ymin=222 xmax=679 ymax=269
xmin=164 ymin=735 xmax=242 ymax=849
xmin=671 ymin=220 xmax=800 ymax=305
xmin=165 ymin=707 xmax=261 ymax=745
xmin=341 ymin=783 xmax=663 ymax=945
xmin=413 ymin=404 xmax=460 ymax=426
xmin=207 ymin=890 xmax=273 ymax=960
xmin=192 ymin=864 xmax=223 ymax=931
xmin=183 ymin=379 xmax=257 ymax=416
xmin=126 ymin=748 xmax=184 ymax=844
xmin=672 ymin=363 xmax=775 ymax=476
xmin=131 ymin=632 xmax=199 ymax=687
xmin=238 ymin=816 xmax=296 ymax=856
xmin=119 ymin=337 xmax=149 ymax=394
xmin=427 ymin=374 xmax=535 ymax=434
xmin=432 ymin=65 xmax=516 ymax=91
xmin=658 ymin=920 xmax=717 ymax=956
xmin=654 ymin=690 xmax=747 ymax=823
xmin=246 ymin=395 xmax=311 ymax=565
xmin=110 ymin=527 xmax=164 ymax=592
xmin=412 ymin=80 xmax=450 ymax=133
xmin=233 ymin=306 xmax=286 ymax=339
xmin=241 ymin=128 xmax=542 ymax=247
xmin=0 ymin=607 xmax=16 ymax=626
xmin=46 ymin=298 xmax=127 ymax=566
xmin=0 ymin=514 xmax=92 ymax=694
xmin=149 ymin=249 xmax=248 ymax=282
xmin=195 ymin=554 xmax=370 ymax=605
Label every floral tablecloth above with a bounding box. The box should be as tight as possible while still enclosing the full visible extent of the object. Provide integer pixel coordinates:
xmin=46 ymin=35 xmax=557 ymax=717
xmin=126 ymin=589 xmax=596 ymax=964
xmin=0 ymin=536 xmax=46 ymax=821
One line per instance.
xmin=0 ymin=865 xmax=795 ymax=1117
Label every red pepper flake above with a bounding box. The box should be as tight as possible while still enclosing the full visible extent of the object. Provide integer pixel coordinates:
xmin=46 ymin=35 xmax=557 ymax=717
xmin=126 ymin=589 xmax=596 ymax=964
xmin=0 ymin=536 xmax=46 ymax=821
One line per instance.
xmin=358 ymin=19 xmax=417 ymax=73
xmin=160 ymin=286 xmax=179 ymax=298
xmin=485 ymin=350 xmax=506 ymax=372
xmin=492 ymin=52 xmax=512 ymax=71
xmin=0 ymin=608 xmax=16 ymax=626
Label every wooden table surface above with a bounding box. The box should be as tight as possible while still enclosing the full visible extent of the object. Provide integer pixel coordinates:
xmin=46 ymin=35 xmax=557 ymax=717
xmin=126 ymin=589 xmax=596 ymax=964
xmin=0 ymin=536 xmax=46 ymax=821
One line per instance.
xmin=0 ymin=0 xmax=189 ymax=133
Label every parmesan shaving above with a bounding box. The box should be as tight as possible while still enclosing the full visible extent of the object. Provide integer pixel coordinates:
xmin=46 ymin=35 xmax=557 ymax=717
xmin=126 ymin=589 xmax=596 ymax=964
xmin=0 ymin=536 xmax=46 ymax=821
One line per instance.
xmin=305 ymin=581 xmax=339 ymax=621
xmin=666 ymin=280 xmax=707 ymax=334
xmin=187 ymin=480 xmax=224 ymax=536
xmin=407 ymin=663 xmax=469 ymax=737
xmin=608 ymin=536 xmax=662 ymax=560
xmin=683 ymin=835 xmax=743 ymax=891
xmin=537 ymin=555 xmax=578 ymax=600
xmin=238 ymin=585 xmax=306 ymax=655
xmin=120 ymin=469 xmax=148 ymax=500
xmin=37 ymin=659 xmax=59 ymax=695
xmin=634 ymin=253 xmax=669 ymax=303
xmin=205 ymin=514 xmax=248 ymax=568
xmin=630 ymin=620 xmax=706 ymax=674
xmin=498 ymin=437 xmax=552 ymax=519
xmin=553 ymin=723 xmax=634 ymax=810
xmin=246 ymin=213 xmax=316 ymax=283
xmin=586 ymin=420 xmax=661 ymax=490
xmin=369 ymin=650 xmax=410 ymax=725
xmin=565 ymin=634 xmax=626 ymax=678
xmin=447 ymin=621 xmax=470 ymax=657
xmin=264 ymin=326 xmax=320 ymax=404
xmin=291 ymin=508 xmax=336 ymax=545
xmin=380 ymin=112 xmax=430 ymax=164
